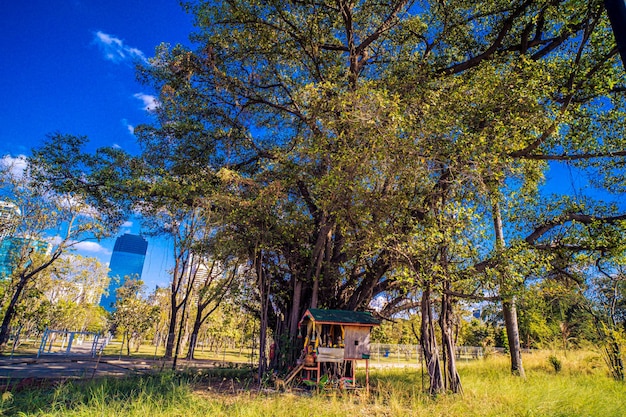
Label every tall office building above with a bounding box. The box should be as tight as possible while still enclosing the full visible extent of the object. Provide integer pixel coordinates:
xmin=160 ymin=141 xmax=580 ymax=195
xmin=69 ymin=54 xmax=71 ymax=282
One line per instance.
xmin=0 ymin=201 xmax=20 ymax=239
xmin=100 ymin=233 xmax=148 ymax=311
xmin=181 ymin=253 xmax=213 ymax=304
xmin=0 ymin=236 xmax=52 ymax=279
xmin=0 ymin=201 xmax=21 ymax=278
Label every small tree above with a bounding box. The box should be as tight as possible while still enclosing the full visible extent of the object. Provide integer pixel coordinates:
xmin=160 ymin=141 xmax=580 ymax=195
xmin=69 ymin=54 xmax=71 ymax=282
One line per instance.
xmin=140 ymin=205 xmax=211 ymax=360
xmin=186 ymin=259 xmax=239 ymax=360
xmin=112 ymin=279 xmax=159 ymax=356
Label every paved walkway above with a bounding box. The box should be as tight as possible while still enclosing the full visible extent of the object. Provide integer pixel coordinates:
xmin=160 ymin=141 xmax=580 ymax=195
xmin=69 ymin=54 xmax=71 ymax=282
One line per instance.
xmin=0 ymin=355 xmax=216 ymax=380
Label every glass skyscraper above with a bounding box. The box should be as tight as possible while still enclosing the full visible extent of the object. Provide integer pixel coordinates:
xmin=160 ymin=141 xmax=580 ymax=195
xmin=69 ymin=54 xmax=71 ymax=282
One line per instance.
xmin=100 ymin=233 xmax=148 ymax=311
xmin=0 ymin=201 xmax=20 ymax=239
xmin=0 ymin=237 xmax=52 ymax=279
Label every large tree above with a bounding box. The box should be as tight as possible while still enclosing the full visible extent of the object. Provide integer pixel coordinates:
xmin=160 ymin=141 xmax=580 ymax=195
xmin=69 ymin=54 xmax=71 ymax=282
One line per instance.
xmin=138 ymin=0 xmax=622 ymax=376
xmin=32 ymin=0 xmax=626 ymax=390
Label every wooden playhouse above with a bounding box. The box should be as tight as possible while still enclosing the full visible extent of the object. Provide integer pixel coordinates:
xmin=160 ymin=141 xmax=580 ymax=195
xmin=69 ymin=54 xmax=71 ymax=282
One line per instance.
xmin=292 ymin=308 xmax=380 ymax=389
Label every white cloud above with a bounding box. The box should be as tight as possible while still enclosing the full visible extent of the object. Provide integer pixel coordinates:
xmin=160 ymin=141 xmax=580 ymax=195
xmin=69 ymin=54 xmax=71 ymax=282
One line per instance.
xmin=120 ymin=221 xmax=134 ymax=235
xmin=369 ymin=295 xmax=387 ymax=312
xmin=1 ymin=154 xmax=28 ymax=179
xmin=74 ymin=241 xmax=111 ymax=256
xmin=134 ymin=93 xmax=159 ymax=112
xmin=94 ymin=31 xmax=147 ymax=64
xmin=121 ymin=119 xmax=135 ymax=134
xmin=48 ymin=237 xmax=111 ymax=258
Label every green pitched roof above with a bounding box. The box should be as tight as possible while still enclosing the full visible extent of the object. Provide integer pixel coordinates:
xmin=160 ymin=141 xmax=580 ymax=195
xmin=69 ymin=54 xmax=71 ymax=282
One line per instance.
xmin=302 ymin=308 xmax=381 ymax=326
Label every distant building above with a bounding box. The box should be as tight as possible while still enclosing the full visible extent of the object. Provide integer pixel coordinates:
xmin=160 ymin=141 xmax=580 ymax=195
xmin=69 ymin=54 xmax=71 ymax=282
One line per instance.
xmin=0 ymin=200 xmax=54 ymax=279
xmin=0 ymin=236 xmax=52 ymax=279
xmin=0 ymin=201 xmax=20 ymax=239
xmin=181 ymin=254 xmax=214 ymax=304
xmin=100 ymin=233 xmax=148 ymax=311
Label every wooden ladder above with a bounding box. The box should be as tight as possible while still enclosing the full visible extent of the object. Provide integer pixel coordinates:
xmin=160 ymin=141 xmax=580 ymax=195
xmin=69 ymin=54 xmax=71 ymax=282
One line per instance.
xmin=284 ymin=363 xmax=304 ymax=385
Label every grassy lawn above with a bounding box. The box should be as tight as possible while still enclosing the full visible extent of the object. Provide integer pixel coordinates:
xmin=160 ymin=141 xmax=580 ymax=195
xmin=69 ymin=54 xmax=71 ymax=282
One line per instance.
xmin=1 ymin=350 xmax=623 ymax=416
xmin=8 ymin=336 xmax=257 ymax=366
xmin=98 ymin=342 xmax=257 ymax=366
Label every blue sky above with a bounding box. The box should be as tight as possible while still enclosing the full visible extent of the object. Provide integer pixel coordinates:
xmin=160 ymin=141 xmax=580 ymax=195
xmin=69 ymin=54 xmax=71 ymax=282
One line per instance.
xmin=0 ymin=0 xmax=195 ymax=289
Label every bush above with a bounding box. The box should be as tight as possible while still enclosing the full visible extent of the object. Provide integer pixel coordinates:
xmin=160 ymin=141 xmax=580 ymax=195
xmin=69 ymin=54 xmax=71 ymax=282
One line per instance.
xmin=548 ymin=355 xmax=562 ymax=373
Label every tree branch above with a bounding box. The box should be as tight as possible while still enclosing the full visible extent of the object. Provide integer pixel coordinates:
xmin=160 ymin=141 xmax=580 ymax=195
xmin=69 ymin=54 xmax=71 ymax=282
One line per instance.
xmin=439 ymin=0 xmax=534 ymax=75
xmin=517 ymin=150 xmax=626 ymax=160
xmin=525 ymin=213 xmax=626 ymax=245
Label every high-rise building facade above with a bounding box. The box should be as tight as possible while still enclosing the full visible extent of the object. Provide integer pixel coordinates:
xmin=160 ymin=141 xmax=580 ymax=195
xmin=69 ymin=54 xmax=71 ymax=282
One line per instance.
xmin=100 ymin=233 xmax=148 ymax=311
xmin=0 ymin=201 xmax=20 ymax=239
xmin=0 ymin=200 xmax=55 ymax=279
xmin=181 ymin=253 xmax=212 ymax=304
xmin=0 ymin=236 xmax=52 ymax=279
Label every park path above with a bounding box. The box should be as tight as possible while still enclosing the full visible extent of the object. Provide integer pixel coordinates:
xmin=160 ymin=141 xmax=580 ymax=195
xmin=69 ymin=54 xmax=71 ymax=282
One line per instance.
xmin=0 ymin=355 xmax=218 ymax=380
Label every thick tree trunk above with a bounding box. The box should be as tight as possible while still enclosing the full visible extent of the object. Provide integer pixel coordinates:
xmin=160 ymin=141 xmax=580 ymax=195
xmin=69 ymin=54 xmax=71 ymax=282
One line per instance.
xmin=503 ymin=298 xmax=526 ymax=377
xmin=186 ymin=311 xmax=203 ymax=360
xmin=289 ymin=278 xmax=302 ymax=337
xmin=164 ymin=300 xmax=178 ymax=359
xmin=309 ymin=243 xmax=325 ymax=310
xmin=0 ymin=275 xmax=28 ymax=348
xmin=605 ymin=335 xmax=625 ymax=381
xmin=492 ymin=199 xmax=525 ymax=377
xmin=440 ymin=282 xmax=462 ymax=393
xmin=172 ymin=295 xmax=190 ymax=370
xmin=310 ymin=274 xmax=320 ymax=309
xmin=309 ymin=222 xmax=333 ymax=309
xmin=420 ymin=286 xmax=444 ymax=395
xmin=256 ymin=251 xmax=270 ymax=378
xmin=258 ymin=287 xmax=269 ymax=377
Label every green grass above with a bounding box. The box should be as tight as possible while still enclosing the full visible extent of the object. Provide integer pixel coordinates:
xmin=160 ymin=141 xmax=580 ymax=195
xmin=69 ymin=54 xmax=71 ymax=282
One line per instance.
xmin=8 ymin=337 xmax=257 ymax=366
xmin=97 ymin=341 xmax=256 ymax=365
xmin=0 ymin=373 xmax=193 ymax=416
xmin=1 ymin=350 xmax=624 ymax=417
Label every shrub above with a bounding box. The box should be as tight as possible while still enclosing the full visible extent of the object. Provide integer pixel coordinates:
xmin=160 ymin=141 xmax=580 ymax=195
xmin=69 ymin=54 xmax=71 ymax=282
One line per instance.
xmin=548 ymin=355 xmax=562 ymax=373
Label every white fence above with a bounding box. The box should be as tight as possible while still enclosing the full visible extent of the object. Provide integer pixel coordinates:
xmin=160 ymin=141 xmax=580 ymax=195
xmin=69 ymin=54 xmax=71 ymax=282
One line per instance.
xmin=37 ymin=329 xmax=111 ymax=358
xmin=369 ymin=343 xmax=500 ymax=366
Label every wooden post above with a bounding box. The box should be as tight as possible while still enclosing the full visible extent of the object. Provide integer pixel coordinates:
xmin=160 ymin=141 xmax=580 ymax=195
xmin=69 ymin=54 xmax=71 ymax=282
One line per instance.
xmin=316 ymin=361 xmax=320 ymax=383
xmin=351 ymin=360 xmax=356 ymax=386
xmin=365 ymin=359 xmax=369 ymax=393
